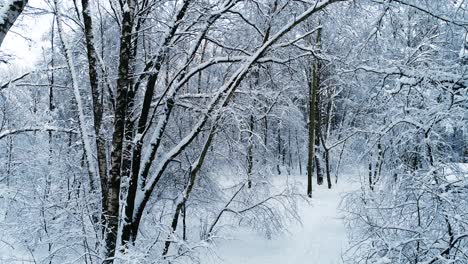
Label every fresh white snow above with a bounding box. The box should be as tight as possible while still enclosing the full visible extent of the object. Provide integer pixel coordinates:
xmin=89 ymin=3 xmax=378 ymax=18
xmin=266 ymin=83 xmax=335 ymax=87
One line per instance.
xmin=201 ymin=177 xmax=353 ymax=264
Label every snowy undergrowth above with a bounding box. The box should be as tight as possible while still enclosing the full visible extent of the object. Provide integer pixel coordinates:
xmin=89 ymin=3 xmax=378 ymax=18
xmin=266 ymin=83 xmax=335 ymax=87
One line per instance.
xmin=197 ymin=175 xmax=357 ymax=264
xmin=342 ymin=164 xmax=468 ymax=264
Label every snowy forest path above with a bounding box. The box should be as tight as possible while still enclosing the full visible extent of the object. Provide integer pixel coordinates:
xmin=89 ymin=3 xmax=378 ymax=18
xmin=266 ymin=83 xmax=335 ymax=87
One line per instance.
xmin=202 ymin=176 xmax=354 ymax=264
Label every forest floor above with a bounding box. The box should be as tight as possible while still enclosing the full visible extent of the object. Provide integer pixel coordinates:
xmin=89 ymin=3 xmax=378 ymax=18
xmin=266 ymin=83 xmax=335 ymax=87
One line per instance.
xmin=201 ymin=176 xmax=356 ymax=264
xmin=0 ymin=176 xmax=357 ymax=264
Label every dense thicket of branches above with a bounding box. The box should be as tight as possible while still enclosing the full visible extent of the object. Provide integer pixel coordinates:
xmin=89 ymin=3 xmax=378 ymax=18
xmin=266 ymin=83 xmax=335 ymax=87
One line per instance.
xmin=0 ymin=0 xmax=466 ymax=263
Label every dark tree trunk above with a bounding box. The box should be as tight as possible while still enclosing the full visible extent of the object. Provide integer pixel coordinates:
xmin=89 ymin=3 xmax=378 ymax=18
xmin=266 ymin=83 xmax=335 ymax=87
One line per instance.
xmin=81 ymin=0 xmax=109 ymax=233
xmin=368 ymin=160 xmax=373 ymax=191
xmin=0 ymin=0 xmax=28 ymax=47
xmin=325 ymin=148 xmax=332 ymax=189
xmin=120 ymin=2 xmax=191 ymax=246
xmin=295 ymin=130 xmax=302 ymax=175
xmin=247 ymin=114 xmax=254 ymax=188
xmin=307 ymin=61 xmax=318 ymax=197
xmin=314 ymin=84 xmax=323 ymax=185
xmin=104 ymin=0 xmax=135 ymax=261
xmin=308 ymin=27 xmax=323 ymax=195
xmin=277 ymin=122 xmax=282 ymax=175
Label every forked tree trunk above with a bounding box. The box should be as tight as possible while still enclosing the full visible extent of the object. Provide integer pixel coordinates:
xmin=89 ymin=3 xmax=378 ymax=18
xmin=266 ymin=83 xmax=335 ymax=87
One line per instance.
xmin=120 ymin=1 xmax=191 ymax=246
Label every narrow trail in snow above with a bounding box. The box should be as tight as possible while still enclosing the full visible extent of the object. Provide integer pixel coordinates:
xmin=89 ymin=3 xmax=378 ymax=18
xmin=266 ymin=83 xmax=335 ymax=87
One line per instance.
xmin=203 ymin=177 xmax=354 ymax=264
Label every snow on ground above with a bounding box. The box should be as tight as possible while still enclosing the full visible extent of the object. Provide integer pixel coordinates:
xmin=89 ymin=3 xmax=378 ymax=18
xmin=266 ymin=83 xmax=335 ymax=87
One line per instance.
xmin=0 ymin=176 xmax=356 ymax=263
xmin=444 ymin=163 xmax=468 ymax=182
xmin=202 ymin=176 xmax=355 ymax=264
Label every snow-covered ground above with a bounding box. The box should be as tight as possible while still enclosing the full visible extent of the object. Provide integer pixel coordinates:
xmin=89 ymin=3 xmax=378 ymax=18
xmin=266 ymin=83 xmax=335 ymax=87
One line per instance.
xmin=201 ymin=177 xmax=354 ymax=264
xmin=0 ymin=177 xmax=355 ymax=263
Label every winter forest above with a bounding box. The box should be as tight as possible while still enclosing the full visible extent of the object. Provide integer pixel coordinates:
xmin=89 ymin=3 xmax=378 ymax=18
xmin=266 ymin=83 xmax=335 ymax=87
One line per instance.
xmin=0 ymin=0 xmax=467 ymax=263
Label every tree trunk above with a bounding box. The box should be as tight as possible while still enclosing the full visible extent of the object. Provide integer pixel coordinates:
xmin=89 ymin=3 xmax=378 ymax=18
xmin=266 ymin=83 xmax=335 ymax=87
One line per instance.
xmin=163 ymin=126 xmax=216 ymax=256
xmin=0 ymin=0 xmax=28 ymax=48
xmin=277 ymin=122 xmax=282 ymax=175
xmin=81 ymin=0 xmax=108 ymax=232
xmin=247 ymin=114 xmax=254 ymax=188
xmin=368 ymin=160 xmax=373 ymax=191
xmin=104 ymin=0 xmax=135 ymax=261
xmin=314 ymin=82 xmax=323 ymax=185
xmin=308 ymin=26 xmax=323 ymax=196
xmin=307 ymin=61 xmax=318 ymax=197
xmin=120 ymin=1 xmax=191 ymax=246
xmin=55 ymin=6 xmax=97 ymax=197
xmin=325 ymin=147 xmax=332 ymax=189
xmin=295 ymin=130 xmax=302 ymax=175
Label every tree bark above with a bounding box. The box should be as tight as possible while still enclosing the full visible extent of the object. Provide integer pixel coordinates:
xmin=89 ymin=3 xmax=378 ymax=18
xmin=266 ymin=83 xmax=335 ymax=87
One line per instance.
xmin=307 ymin=26 xmax=322 ymax=196
xmin=0 ymin=0 xmax=28 ymax=48
xmin=81 ymin=0 xmax=108 ymax=231
xmin=247 ymin=114 xmax=254 ymax=188
xmin=120 ymin=1 xmax=192 ymax=246
xmin=307 ymin=61 xmax=317 ymax=197
xmin=104 ymin=0 xmax=135 ymax=261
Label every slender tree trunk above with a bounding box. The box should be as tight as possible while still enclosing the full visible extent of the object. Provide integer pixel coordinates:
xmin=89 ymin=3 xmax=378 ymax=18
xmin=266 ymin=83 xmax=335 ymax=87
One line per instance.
xmin=308 ymin=27 xmax=322 ymax=196
xmin=295 ymin=130 xmax=302 ymax=175
xmin=307 ymin=60 xmax=318 ymax=197
xmin=104 ymin=0 xmax=135 ymax=261
xmin=120 ymin=2 xmax=191 ymax=246
xmin=315 ymin=26 xmax=324 ymax=186
xmin=373 ymin=141 xmax=382 ymax=184
xmin=247 ymin=115 xmax=254 ymax=188
xmin=197 ymin=40 xmax=208 ymax=94
xmin=47 ymin=17 xmax=55 ymax=170
xmin=55 ymin=5 xmax=97 ymax=196
xmin=368 ymin=159 xmax=373 ymax=191
xmin=163 ymin=126 xmax=216 ymax=255
xmin=277 ymin=122 xmax=282 ymax=175
xmin=6 ymin=135 xmax=12 ymax=187
xmin=325 ymin=147 xmax=331 ymax=189
xmin=335 ymin=141 xmax=346 ymax=184
xmin=263 ymin=113 xmax=268 ymax=166
xmin=81 ymin=0 xmax=109 ymax=233
xmin=314 ymin=89 xmax=323 ymax=185
xmin=315 ymin=155 xmax=323 ymax=185
xmin=288 ymin=127 xmax=292 ymax=174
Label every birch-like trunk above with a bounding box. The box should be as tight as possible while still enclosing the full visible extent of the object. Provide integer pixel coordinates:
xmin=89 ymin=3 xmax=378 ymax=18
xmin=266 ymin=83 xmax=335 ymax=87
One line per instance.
xmin=0 ymin=0 xmax=28 ymax=47
xmin=80 ymin=0 xmax=109 ymax=232
xmin=104 ymin=0 xmax=135 ymax=261
xmin=55 ymin=5 xmax=97 ymax=195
